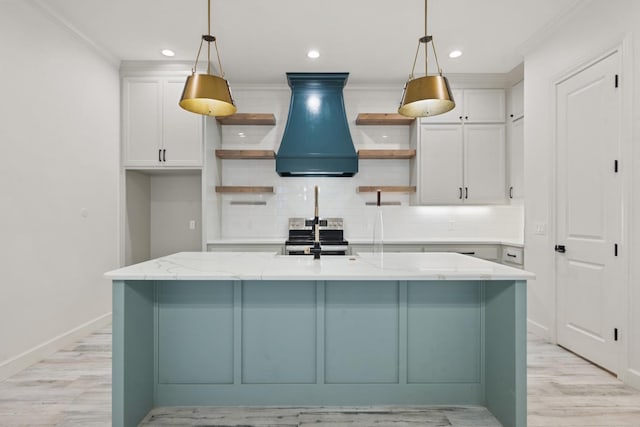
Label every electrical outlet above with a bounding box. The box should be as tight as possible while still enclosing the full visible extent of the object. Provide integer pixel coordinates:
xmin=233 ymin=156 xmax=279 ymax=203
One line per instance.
xmin=534 ymin=222 xmax=547 ymax=235
xmin=189 ymin=220 xmax=196 ymax=230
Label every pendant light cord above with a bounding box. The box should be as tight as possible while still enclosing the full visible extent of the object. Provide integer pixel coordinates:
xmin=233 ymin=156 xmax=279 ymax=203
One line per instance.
xmin=190 ymin=0 xmax=226 ymax=78
xmin=408 ymin=0 xmax=443 ymax=79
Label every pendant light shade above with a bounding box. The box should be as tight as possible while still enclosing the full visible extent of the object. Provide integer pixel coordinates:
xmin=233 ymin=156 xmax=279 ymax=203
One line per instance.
xmin=180 ymin=74 xmax=236 ymax=116
xmin=399 ymin=75 xmax=454 ymax=117
xmin=398 ymin=0 xmax=455 ymax=118
xmin=179 ymin=0 xmax=236 ymax=116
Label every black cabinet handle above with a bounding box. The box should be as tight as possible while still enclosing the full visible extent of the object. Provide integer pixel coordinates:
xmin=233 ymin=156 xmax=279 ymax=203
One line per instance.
xmin=509 ymin=186 xmax=514 ymax=199
xmin=464 ymin=187 xmax=468 ymax=199
xmin=158 ymin=149 xmax=162 ymax=162
xmin=458 ymin=187 xmax=463 ymax=199
xmin=465 ymin=116 xmax=469 ymax=120
xmin=507 ymin=253 xmax=517 ymax=258
xmin=510 ymin=114 xmax=514 ymax=118
xmin=458 ymin=252 xmax=475 ymax=255
xmin=555 ymin=245 xmax=566 ymax=253
xmin=162 ymin=149 xmax=166 ymax=162
xmin=459 ymin=116 xmax=463 ymax=120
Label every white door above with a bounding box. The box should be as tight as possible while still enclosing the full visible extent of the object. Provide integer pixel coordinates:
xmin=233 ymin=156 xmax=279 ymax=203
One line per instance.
xmin=556 ymin=51 xmax=622 ymax=372
xmin=419 ymin=125 xmax=463 ymax=204
xmin=463 ymin=89 xmax=506 ymax=123
xmin=419 ymin=89 xmax=464 ymax=124
xmin=464 ymin=124 xmax=506 ymax=204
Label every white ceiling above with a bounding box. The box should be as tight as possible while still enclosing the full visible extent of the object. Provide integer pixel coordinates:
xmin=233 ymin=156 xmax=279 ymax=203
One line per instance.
xmin=37 ymin=0 xmax=580 ymax=84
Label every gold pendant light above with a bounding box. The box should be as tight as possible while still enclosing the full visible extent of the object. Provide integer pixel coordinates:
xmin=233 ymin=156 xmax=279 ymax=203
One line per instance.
xmin=179 ymin=0 xmax=237 ymax=116
xmin=398 ymin=0 xmax=455 ymax=118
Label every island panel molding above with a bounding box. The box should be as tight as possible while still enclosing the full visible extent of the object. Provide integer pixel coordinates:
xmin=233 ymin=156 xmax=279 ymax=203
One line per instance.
xmin=107 ymin=252 xmax=531 ymax=427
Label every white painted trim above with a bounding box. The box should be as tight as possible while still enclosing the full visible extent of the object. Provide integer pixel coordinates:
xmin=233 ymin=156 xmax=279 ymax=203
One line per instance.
xmin=0 ymin=312 xmax=112 ymax=382
xmin=527 ymin=318 xmax=550 ymax=339
xmin=28 ymin=0 xmax=119 ymax=68
xmin=518 ymin=0 xmax=594 ymax=56
xmin=623 ymin=368 xmax=640 ymax=390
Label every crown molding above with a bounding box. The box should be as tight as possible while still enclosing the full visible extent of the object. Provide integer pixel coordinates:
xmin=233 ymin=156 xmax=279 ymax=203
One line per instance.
xmin=29 ymin=0 xmax=120 ymax=68
xmin=517 ymin=0 xmax=594 ymax=57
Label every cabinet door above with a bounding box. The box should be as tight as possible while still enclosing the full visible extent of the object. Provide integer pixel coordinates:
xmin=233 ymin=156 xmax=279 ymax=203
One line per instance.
xmin=463 ymin=125 xmax=506 ymax=204
xmin=419 ymin=125 xmax=464 ymax=204
xmin=510 ymin=80 xmax=524 ymax=121
xmin=463 ymin=89 xmax=505 ymax=123
xmin=162 ymin=79 xmax=203 ymax=166
xmin=419 ymin=89 xmax=464 ymax=124
xmin=508 ymin=118 xmax=524 ymax=199
xmin=123 ymin=78 xmax=162 ymax=167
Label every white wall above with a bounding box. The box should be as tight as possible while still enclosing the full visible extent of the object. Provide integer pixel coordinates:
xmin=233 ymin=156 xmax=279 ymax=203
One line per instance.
xmin=0 ymin=2 xmax=119 ymax=379
xmin=211 ymin=85 xmax=523 ymax=243
xmin=524 ymin=0 xmax=640 ymax=387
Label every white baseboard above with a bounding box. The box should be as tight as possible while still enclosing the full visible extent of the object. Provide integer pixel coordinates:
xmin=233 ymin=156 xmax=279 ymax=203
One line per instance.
xmin=0 ymin=312 xmax=112 ymax=382
xmin=527 ymin=317 xmax=550 ymax=339
xmin=622 ymin=368 xmax=640 ymax=391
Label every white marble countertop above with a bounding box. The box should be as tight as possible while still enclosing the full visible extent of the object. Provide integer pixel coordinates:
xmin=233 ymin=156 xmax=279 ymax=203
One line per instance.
xmin=105 ymin=252 xmax=534 ymax=281
xmin=207 ymin=238 xmax=525 ymax=248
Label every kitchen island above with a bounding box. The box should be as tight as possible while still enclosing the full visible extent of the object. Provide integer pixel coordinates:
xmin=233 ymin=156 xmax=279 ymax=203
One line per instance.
xmin=106 ymin=252 xmax=534 ymax=427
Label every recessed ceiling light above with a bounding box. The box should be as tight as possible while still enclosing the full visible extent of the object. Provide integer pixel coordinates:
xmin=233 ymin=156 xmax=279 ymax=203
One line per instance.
xmin=307 ymin=50 xmax=320 ymax=59
xmin=161 ymin=49 xmax=175 ymax=57
xmin=449 ymin=50 xmax=462 ymax=59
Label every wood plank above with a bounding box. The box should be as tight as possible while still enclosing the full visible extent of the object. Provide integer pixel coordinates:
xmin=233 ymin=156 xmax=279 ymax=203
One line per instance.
xmin=358 ymin=149 xmax=416 ymax=159
xmin=357 ymin=186 xmax=416 ymax=193
xmin=356 ymin=113 xmax=415 ymax=125
xmin=215 ymin=150 xmax=275 ymax=159
xmin=215 ymin=113 xmax=276 ymax=125
xmin=215 ymin=186 xmax=274 ymax=194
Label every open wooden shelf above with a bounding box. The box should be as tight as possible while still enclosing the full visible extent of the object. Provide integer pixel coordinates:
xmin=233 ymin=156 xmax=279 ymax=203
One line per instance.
xmin=215 ymin=150 xmax=275 ymax=159
xmin=356 ymin=113 xmax=415 ymax=126
xmin=215 ymin=113 xmax=276 ymax=125
xmin=358 ymin=149 xmax=416 ymax=159
xmin=215 ymin=186 xmax=274 ymax=194
xmin=357 ymin=186 xmax=416 ymax=193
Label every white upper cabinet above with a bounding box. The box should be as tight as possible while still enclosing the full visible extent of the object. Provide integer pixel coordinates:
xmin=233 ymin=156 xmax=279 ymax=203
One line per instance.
xmin=123 ymin=76 xmax=203 ymax=168
xmin=464 ymin=124 xmax=506 ymax=203
xmin=420 ymin=88 xmax=505 ymax=124
xmin=509 ymin=80 xmax=524 ymax=121
xmin=419 ymin=125 xmax=464 ymax=204
xmin=418 ymin=124 xmax=505 ymax=205
xmin=508 ymin=118 xmax=524 ymax=199
xmin=419 ymin=89 xmax=465 ymax=124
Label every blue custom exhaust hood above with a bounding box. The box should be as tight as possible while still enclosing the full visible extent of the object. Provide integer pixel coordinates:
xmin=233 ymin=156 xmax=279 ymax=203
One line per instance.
xmin=276 ymin=73 xmax=358 ymax=177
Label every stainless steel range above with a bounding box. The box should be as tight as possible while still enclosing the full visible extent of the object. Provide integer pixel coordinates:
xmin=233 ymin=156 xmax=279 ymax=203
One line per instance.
xmin=285 ymin=217 xmax=349 ymax=256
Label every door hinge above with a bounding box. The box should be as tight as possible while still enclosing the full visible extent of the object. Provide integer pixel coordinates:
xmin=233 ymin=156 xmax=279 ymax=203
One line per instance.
xmin=614 ymin=243 xmax=618 ymax=257
xmin=614 ymin=160 xmax=619 ymax=173
xmin=615 ymin=74 xmax=619 ymax=88
xmin=614 ymin=328 xmax=619 ymax=341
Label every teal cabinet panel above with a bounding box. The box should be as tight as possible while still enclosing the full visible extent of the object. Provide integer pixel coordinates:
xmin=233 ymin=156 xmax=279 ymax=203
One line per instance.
xmin=157 ymin=281 xmax=234 ymax=384
xmin=112 ymin=281 xmax=154 ymax=427
xmin=325 ymin=281 xmax=399 ymax=384
xmin=485 ymin=280 xmax=527 ymax=427
xmin=242 ymin=281 xmax=317 ymax=384
xmin=407 ymin=281 xmax=481 ymax=383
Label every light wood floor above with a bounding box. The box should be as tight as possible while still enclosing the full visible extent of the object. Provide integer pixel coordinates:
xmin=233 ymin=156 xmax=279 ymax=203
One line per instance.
xmin=0 ymin=326 xmax=639 ymax=426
